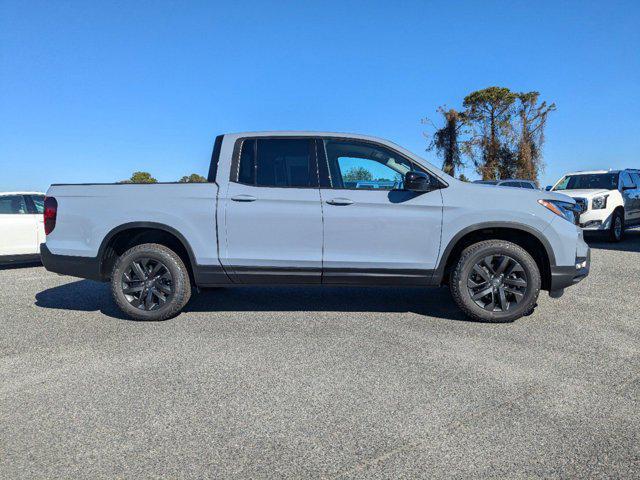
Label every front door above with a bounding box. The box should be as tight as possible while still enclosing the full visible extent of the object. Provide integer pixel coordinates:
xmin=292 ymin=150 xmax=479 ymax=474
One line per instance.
xmin=318 ymin=138 xmax=444 ymax=285
xmin=219 ymin=137 xmax=323 ymax=283
xmin=0 ymin=195 xmax=37 ymax=256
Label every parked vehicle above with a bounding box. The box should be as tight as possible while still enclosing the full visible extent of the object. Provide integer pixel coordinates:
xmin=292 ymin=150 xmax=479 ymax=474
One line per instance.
xmin=0 ymin=192 xmax=46 ymax=264
xmin=547 ymin=169 xmax=640 ymax=242
xmin=473 ymin=179 xmax=539 ymax=189
xmin=41 ymin=132 xmax=590 ymax=323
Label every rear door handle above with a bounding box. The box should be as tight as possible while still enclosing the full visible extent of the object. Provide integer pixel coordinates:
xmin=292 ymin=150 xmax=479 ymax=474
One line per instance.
xmin=231 ymin=194 xmax=257 ymax=202
xmin=326 ymin=197 xmax=354 ymax=206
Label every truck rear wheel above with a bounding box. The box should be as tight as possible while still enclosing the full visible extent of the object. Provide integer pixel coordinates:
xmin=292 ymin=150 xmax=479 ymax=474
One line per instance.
xmin=449 ymin=240 xmax=541 ymax=323
xmin=110 ymin=243 xmax=191 ymax=321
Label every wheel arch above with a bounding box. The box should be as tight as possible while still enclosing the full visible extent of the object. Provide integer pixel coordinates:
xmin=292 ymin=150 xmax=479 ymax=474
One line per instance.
xmin=98 ymin=222 xmax=197 ymax=281
xmin=434 ymin=222 xmax=555 ymax=290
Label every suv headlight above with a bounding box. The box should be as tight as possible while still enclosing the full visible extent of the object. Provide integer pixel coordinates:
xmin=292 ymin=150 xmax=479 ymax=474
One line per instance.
xmin=592 ymin=195 xmax=608 ymax=210
xmin=538 ymin=199 xmax=579 ymax=224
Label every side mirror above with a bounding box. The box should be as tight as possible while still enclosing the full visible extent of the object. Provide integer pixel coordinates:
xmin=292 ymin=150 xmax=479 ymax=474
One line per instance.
xmin=405 ymin=171 xmax=433 ymax=192
xmin=545 ymin=185 xmax=553 ymax=191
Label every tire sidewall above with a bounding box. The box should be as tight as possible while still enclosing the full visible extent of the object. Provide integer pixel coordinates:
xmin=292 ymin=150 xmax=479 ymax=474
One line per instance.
xmin=111 ymin=245 xmax=188 ymax=321
xmin=610 ymin=211 xmax=624 ymax=242
xmin=453 ymin=242 xmax=541 ymax=322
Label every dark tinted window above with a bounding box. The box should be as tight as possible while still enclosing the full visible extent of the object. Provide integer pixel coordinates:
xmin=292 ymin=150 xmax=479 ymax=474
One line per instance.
xmin=500 ymin=181 xmax=520 ymax=188
xmin=521 ymin=182 xmax=536 ymax=189
xmin=630 ymin=172 xmax=640 ymax=187
xmin=236 ymin=138 xmax=314 ymax=187
xmin=621 ymin=172 xmax=635 ymax=189
xmin=0 ymin=195 xmax=28 ymax=214
xmin=238 ymin=139 xmax=255 ymax=185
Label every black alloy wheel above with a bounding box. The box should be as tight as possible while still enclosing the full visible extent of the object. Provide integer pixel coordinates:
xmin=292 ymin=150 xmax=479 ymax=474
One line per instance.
xmin=121 ymin=257 xmax=174 ymax=311
xmin=449 ymin=239 xmax=541 ymax=323
xmin=466 ymin=254 xmax=527 ymax=313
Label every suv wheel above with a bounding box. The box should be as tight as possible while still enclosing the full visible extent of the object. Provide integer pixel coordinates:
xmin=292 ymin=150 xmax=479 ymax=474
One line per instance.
xmin=450 ymin=240 xmax=541 ymax=323
xmin=111 ymin=243 xmax=191 ymax=321
xmin=609 ymin=210 xmax=624 ymax=242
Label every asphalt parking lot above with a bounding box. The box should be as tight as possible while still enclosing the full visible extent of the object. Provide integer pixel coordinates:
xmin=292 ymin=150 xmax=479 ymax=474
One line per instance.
xmin=1 ymin=232 xmax=639 ymax=479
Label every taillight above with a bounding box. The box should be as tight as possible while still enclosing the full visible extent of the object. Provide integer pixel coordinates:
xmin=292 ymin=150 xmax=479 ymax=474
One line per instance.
xmin=44 ymin=196 xmax=58 ymax=235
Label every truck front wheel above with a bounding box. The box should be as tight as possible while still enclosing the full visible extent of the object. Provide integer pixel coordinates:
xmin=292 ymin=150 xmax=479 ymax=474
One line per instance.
xmin=609 ymin=210 xmax=624 ymax=242
xmin=449 ymin=240 xmax=541 ymax=323
xmin=110 ymin=243 xmax=191 ymax=321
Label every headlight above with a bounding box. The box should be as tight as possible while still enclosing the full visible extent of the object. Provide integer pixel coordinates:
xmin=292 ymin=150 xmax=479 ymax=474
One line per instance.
xmin=538 ymin=199 xmax=578 ymax=224
xmin=592 ymin=195 xmax=608 ymax=210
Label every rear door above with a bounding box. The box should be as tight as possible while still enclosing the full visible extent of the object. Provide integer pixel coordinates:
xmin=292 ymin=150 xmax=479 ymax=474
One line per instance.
xmin=318 ymin=138 xmax=443 ymax=285
xmin=219 ymin=137 xmax=323 ymax=283
xmin=0 ymin=195 xmax=37 ymax=256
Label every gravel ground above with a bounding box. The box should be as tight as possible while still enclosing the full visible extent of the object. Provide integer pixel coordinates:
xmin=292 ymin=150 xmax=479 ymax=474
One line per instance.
xmin=1 ymin=232 xmax=639 ymax=479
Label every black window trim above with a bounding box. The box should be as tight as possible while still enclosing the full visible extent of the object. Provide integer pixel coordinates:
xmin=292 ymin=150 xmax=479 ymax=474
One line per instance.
xmin=316 ymin=136 xmax=448 ymax=191
xmin=230 ymin=136 xmax=320 ymax=189
xmin=207 ymin=135 xmax=224 ymax=183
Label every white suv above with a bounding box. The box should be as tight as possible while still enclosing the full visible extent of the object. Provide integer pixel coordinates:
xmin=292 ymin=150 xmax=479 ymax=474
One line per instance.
xmin=0 ymin=192 xmax=46 ymax=263
xmin=549 ymin=169 xmax=640 ymax=242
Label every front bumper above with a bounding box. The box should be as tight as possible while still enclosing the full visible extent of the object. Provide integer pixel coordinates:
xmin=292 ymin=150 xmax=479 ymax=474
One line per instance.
xmin=40 ymin=244 xmax=103 ymax=281
xmin=578 ymin=209 xmax=612 ymax=231
xmin=549 ymin=249 xmax=590 ymax=291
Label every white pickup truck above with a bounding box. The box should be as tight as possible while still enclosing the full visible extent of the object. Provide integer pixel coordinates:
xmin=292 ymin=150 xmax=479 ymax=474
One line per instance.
xmin=42 ymin=132 xmax=590 ymax=322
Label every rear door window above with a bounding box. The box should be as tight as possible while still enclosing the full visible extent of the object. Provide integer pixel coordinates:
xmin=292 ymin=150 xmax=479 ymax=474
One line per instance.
xmin=235 ymin=138 xmax=316 ymax=188
xmin=0 ymin=195 xmax=28 ymax=214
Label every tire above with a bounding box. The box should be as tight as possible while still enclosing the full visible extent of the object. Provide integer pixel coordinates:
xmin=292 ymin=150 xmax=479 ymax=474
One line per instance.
xmin=450 ymin=240 xmax=541 ymax=323
xmin=111 ymin=243 xmax=191 ymax=321
xmin=608 ymin=210 xmax=624 ymax=242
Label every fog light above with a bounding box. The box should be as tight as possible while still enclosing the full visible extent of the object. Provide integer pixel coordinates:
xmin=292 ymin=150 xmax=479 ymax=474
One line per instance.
xmin=576 ymin=260 xmax=587 ymax=269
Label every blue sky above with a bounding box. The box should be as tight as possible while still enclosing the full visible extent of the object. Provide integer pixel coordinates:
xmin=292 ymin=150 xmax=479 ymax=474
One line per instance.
xmin=1 ymin=0 xmax=638 ymax=191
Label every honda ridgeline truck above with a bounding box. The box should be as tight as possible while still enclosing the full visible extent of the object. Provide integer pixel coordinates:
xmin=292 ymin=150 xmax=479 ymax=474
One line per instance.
xmin=41 ymin=132 xmax=590 ymax=322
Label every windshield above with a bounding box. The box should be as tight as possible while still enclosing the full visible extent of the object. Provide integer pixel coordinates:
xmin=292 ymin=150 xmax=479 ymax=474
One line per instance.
xmin=553 ymin=173 xmax=618 ymax=191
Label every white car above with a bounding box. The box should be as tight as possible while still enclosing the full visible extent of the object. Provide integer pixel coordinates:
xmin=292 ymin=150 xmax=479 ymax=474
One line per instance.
xmin=548 ymin=169 xmax=640 ymax=242
xmin=0 ymin=192 xmax=46 ymax=264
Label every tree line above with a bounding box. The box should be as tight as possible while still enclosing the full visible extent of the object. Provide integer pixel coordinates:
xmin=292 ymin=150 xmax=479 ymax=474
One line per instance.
xmin=425 ymin=86 xmax=556 ymax=183
xmin=118 ymin=172 xmax=208 ymax=184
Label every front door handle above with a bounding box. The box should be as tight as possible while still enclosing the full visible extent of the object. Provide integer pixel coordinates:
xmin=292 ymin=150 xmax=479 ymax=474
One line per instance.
xmin=326 ymin=197 xmax=354 ymax=206
xmin=231 ymin=194 xmax=257 ymax=202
